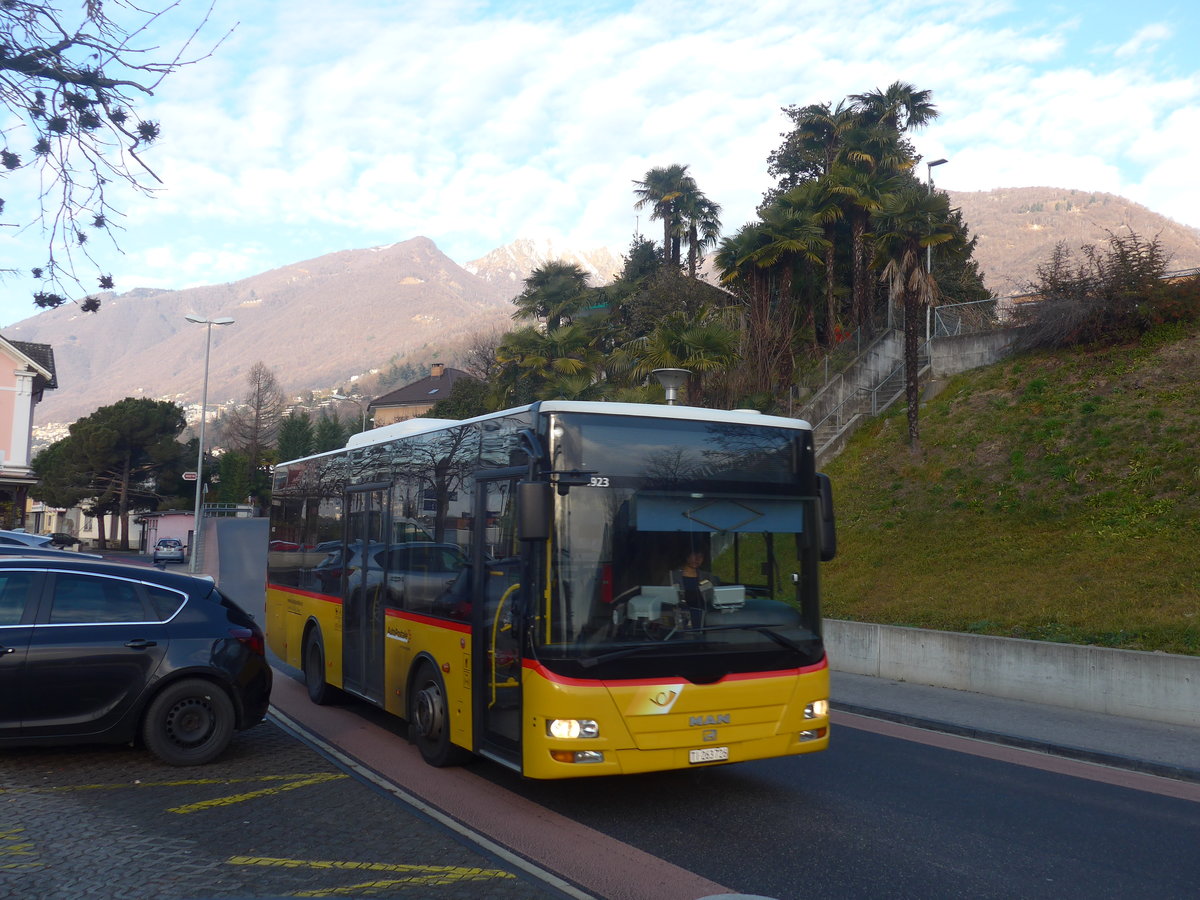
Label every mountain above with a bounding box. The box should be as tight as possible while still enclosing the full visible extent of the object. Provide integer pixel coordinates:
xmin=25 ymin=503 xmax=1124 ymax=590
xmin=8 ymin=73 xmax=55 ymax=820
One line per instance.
xmin=466 ymin=238 xmax=622 ymax=287
xmin=11 ymin=189 xmax=1200 ymax=435
xmin=945 ymin=187 xmax=1200 ymax=297
xmin=10 ymin=237 xmax=517 ymax=427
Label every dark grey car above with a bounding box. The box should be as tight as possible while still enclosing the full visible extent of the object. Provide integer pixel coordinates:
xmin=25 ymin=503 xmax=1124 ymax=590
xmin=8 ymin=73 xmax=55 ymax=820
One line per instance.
xmin=0 ymin=556 xmax=271 ymax=765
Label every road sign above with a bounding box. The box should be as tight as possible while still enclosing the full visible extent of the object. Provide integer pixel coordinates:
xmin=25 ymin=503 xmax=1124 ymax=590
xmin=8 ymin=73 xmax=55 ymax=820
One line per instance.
xmin=183 ymin=472 xmax=198 ymax=481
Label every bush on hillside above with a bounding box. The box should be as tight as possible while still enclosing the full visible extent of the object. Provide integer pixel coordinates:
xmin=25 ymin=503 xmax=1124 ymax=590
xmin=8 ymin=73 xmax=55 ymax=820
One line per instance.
xmin=1013 ymin=231 xmax=1200 ymax=349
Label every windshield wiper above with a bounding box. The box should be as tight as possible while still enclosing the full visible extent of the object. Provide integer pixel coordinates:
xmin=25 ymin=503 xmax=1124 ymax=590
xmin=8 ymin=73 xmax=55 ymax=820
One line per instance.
xmin=578 ymin=641 xmax=688 ymax=669
xmin=692 ymin=623 xmax=805 ymax=653
xmin=578 ymin=624 xmax=804 ymax=668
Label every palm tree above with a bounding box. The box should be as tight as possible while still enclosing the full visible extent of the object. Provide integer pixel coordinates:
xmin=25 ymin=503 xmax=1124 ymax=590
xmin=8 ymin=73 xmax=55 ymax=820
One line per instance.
xmin=872 ymin=185 xmax=954 ymax=450
xmin=828 ymin=162 xmax=901 ymax=333
xmin=777 ymin=181 xmax=844 ymax=344
xmin=851 ymin=81 xmax=937 ymax=134
xmin=494 ymin=323 xmax=607 ymax=404
xmin=680 ymin=192 xmax=722 ymax=278
xmin=633 ymin=164 xmax=696 ymax=268
xmin=715 ymin=209 xmax=827 ymax=392
xmin=511 ymin=261 xmax=591 ymax=330
xmin=625 ymin=311 xmax=739 ymax=405
xmin=766 ymin=100 xmax=858 ymax=193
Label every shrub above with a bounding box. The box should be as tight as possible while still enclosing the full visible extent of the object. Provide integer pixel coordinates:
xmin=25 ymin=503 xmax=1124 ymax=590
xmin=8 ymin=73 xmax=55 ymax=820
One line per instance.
xmin=1012 ymin=231 xmax=1199 ymax=349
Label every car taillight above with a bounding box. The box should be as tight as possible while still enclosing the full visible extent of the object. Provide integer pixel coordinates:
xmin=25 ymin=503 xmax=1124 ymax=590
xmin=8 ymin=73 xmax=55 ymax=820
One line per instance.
xmin=230 ymin=626 xmax=265 ymax=656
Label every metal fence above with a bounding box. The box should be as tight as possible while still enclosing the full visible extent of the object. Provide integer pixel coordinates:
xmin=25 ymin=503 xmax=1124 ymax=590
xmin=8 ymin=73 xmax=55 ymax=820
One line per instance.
xmin=930 ymin=297 xmax=1002 ymax=338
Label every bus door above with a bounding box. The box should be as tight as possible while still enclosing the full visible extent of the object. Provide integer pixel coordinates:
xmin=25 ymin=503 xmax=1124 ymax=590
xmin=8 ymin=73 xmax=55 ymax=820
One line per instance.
xmin=342 ymin=483 xmax=390 ymax=703
xmin=472 ymin=474 xmax=524 ymax=767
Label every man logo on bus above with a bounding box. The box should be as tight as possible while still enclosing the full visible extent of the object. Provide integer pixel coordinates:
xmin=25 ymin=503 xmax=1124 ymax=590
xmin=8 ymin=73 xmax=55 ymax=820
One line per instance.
xmin=689 ymin=714 xmax=731 ymax=727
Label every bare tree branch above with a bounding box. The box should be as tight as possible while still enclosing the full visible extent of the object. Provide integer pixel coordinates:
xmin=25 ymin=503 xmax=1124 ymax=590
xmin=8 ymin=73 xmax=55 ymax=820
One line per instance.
xmin=1 ymin=1 xmax=233 ymax=310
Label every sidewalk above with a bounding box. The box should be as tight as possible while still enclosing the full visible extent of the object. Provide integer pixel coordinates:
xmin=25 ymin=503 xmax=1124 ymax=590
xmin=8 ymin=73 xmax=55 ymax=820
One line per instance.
xmin=831 ymin=669 xmax=1200 ymax=783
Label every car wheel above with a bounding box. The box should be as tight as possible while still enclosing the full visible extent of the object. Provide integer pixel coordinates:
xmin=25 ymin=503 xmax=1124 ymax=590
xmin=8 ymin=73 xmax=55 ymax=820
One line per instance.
xmin=303 ymin=630 xmax=339 ymax=705
xmin=141 ymin=679 xmax=235 ymax=766
xmin=408 ymin=661 xmax=472 ymax=767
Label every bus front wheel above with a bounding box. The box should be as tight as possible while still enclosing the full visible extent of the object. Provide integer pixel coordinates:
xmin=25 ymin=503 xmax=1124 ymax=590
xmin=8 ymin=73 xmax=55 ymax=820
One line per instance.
xmin=409 ymin=662 xmax=471 ymax=767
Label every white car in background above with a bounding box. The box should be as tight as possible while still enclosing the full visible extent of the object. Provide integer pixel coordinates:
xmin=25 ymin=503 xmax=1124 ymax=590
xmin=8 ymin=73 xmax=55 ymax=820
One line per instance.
xmin=0 ymin=529 xmax=54 ymax=548
xmin=152 ymin=538 xmax=187 ymax=564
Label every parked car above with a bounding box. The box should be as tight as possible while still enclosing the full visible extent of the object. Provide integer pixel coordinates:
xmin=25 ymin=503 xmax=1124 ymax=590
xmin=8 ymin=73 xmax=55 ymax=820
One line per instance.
xmin=152 ymin=538 xmax=186 ymax=564
xmin=45 ymin=532 xmax=81 ymax=548
xmin=343 ymin=541 xmax=467 ymax=612
xmin=0 ymin=546 xmax=101 ymax=560
xmin=0 ymin=557 xmax=271 ymax=765
xmin=0 ymin=529 xmax=53 ymax=548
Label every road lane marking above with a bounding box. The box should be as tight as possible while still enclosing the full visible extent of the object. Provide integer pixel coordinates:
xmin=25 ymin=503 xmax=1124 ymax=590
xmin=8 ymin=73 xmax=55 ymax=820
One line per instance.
xmin=167 ymin=772 xmax=348 ymax=814
xmin=0 ymin=772 xmax=350 ymax=815
xmin=0 ymin=826 xmax=42 ymax=871
xmin=269 ymin=707 xmax=596 ymax=900
xmin=834 ymin=710 xmax=1200 ymax=803
xmin=0 ymin=773 xmax=344 ymax=796
xmin=228 ymin=856 xmax=516 ymax=893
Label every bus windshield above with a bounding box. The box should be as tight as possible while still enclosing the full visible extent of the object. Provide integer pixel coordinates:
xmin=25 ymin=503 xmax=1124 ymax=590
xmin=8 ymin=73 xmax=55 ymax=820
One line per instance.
xmin=532 ymin=413 xmax=823 ymax=680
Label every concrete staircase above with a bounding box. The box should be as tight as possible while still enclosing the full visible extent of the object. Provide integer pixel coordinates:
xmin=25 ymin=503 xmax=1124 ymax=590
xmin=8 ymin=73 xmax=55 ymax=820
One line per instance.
xmin=798 ymin=329 xmax=931 ymax=464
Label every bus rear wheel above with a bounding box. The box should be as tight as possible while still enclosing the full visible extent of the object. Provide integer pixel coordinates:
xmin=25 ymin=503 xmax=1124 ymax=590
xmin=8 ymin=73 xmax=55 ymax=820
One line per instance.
xmin=304 ymin=631 xmax=338 ymax=706
xmin=409 ymin=662 xmax=471 ymax=767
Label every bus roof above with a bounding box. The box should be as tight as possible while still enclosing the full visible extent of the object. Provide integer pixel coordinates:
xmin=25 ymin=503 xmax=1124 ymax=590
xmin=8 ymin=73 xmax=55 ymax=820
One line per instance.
xmin=275 ymin=401 xmax=813 ymax=469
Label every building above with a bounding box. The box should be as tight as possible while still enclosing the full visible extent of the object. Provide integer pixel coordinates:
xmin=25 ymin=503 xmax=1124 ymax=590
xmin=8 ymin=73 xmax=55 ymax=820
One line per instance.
xmin=0 ymin=336 xmax=57 ymax=530
xmin=370 ymin=363 xmax=475 ymax=426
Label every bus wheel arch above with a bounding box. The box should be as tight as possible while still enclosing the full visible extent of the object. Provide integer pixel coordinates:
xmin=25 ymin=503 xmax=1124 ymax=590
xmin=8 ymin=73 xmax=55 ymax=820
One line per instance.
xmin=302 ymin=622 xmax=339 ymax=706
xmin=407 ymin=658 xmax=471 ymax=767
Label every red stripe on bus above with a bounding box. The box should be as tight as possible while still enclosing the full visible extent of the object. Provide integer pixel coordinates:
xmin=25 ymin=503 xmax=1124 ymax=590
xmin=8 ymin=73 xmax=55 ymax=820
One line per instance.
xmin=386 ymin=609 xmax=472 ymax=634
xmin=521 ymin=656 xmax=827 ymax=687
xmin=267 ymin=583 xmax=343 ymax=605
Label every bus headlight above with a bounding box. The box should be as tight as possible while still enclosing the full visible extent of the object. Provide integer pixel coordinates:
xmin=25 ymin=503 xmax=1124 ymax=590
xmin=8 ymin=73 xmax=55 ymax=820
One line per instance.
xmin=804 ymin=700 xmax=829 ymax=719
xmin=546 ymin=718 xmax=599 ymax=739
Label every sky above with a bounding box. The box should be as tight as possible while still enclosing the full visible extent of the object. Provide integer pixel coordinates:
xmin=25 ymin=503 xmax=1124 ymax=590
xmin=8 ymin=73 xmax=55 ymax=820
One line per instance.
xmin=2 ymin=0 xmax=1198 ymax=327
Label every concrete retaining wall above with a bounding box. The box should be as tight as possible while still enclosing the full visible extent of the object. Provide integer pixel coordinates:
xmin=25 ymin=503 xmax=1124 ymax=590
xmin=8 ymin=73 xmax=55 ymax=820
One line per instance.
xmin=825 ymin=619 xmax=1200 ymax=728
xmin=929 ymin=328 xmax=1021 ymax=377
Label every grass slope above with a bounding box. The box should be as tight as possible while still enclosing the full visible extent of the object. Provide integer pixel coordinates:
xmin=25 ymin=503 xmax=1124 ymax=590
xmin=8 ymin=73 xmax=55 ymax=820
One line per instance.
xmin=820 ymin=321 xmax=1200 ymax=656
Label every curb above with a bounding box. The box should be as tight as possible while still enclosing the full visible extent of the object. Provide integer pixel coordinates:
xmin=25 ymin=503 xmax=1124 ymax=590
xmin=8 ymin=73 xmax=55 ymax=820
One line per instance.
xmin=834 ymin=701 xmax=1200 ymax=785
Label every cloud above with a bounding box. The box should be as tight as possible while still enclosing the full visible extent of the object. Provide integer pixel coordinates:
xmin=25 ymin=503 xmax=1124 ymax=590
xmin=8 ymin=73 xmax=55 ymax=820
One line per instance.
xmin=3 ymin=0 xmax=1198 ymax=327
xmin=1115 ymin=23 xmax=1172 ymax=58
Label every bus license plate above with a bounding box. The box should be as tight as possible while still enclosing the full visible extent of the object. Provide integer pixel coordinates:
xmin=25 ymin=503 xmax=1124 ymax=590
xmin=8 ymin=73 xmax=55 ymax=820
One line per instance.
xmin=689 ymin=746 xmax=729 ymax=764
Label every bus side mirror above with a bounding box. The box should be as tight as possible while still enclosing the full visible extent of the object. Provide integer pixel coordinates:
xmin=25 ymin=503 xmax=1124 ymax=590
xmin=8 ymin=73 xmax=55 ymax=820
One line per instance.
xmin=518 ymin=481 xmax=552 ymax=542
xmin=816 ymin=472 xmax=837 ymax=561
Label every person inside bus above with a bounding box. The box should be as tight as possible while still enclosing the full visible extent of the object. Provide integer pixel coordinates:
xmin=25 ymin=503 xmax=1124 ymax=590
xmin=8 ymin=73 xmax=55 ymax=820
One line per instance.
xmin=670 ymin=550 xmax=717 ymax=629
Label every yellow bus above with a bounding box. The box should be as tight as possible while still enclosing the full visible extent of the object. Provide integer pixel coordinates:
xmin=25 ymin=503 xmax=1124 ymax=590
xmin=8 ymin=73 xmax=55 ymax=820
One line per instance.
xmin=266 ymin=401 xmax=836 ymax=779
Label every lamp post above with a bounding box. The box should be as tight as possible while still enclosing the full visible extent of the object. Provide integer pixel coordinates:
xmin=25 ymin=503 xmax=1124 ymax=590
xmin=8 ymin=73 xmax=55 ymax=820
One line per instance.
xmin=651 ymin=368 xmax=690 ymax=406
xmin=185 ymin=314 xmax=234 ymax=572
xmin=332 ymin=392 xmax=371 ymax=431
xmin=926 ymin=158 xmax=948 ymax=274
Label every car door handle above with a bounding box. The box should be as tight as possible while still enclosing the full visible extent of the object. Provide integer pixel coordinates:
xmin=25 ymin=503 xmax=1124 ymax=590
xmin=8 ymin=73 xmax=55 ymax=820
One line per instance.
xmin=1 ymin=646 xmax=13 ymax=654
xmin=124 ymin=639 xmax=158 ymax=650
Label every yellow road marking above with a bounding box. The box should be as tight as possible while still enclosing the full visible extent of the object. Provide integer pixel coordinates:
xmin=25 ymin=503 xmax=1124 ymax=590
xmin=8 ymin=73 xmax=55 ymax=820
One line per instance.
xmin=167 ymin=773 xmax=347 ymax=814
xmin=0 ymin=772 xmax=349 ymax=816
xmin=0 ymin=826 xmax=42 ymax=871
xmin=0 ymin=772 xmax=343 ymax=796
xmin=228 ymin=855 xmax=517 ymax=893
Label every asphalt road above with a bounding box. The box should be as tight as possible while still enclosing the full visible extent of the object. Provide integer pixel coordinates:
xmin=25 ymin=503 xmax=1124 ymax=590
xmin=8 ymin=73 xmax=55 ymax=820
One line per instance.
xmin=0 ymin=716 xmax=567 ymax=900
xmin=6 ymin=646 xmax=1198 ymax=899
xmin=473 ymin=715 xmax=1200 ymax=899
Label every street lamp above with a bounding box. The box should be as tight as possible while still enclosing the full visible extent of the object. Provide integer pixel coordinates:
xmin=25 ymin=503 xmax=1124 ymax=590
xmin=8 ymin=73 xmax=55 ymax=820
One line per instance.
xmin=332 ymin=392 xmax=371 ymax=431
xmin=651 ymin=368 xmax=690 ymax=406
xmin=926 ymin=158 xmax=948 ymax=274
xmin=185 ymin=313 xmax=234 ymax=572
